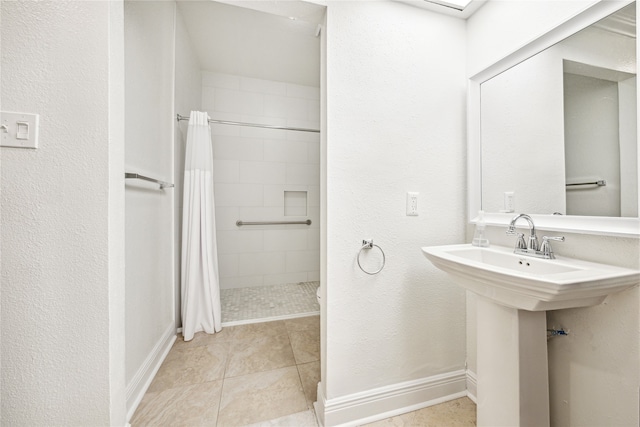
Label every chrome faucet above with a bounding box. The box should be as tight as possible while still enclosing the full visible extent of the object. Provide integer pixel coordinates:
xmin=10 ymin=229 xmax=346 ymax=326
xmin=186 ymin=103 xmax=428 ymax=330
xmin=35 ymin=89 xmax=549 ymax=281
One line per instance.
xmin=506 ymin=213 xmax=565 ymax=259
xmin=506 ymin=213 xmax=539 ymax=251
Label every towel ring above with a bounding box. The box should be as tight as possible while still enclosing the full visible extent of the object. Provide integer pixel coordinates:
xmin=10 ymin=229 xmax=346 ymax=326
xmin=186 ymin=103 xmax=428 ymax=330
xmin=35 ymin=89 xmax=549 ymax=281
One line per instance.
xmin=357 ymin=239 xmax=386 ymax=275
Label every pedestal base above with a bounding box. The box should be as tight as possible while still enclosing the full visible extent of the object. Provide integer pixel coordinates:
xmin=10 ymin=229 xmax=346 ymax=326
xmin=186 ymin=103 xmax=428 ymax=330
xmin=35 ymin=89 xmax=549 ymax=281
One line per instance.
xmin=477 ymin=297 xmax=550 ymax=427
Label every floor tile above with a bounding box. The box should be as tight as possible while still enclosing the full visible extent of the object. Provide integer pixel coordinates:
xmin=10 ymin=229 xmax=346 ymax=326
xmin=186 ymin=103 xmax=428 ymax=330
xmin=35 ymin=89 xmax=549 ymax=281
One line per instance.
xmin=289 ymin=329 xmax=320 ymax=364
xmin=360 ymin=411 xmax=414 ymax=427
xmin=131 ymin=380 xmax=223 ymax=426
xmin=226 ymin=319 xmax=288 ymax=341
xmin=217 ymin=366 xmax=307 ymax=426
xmin=173 ymin=328 xmax=236 ymax=350
xmin=148 ymin=342 xmax=229 ymax=393
xmin=412 ymin=397 xmax=476 ymax=426
xmin=359 ymin=397 xmax=476 ymax=427
xmin=284 ymin=315 xmax=320 ymax=334
xmin=225 ymin=333 xmax=296 ymax=378
xmin=244 ymin=409 xmax=318 ymax=427
xmin=297 ymin=361 xmax=320 ymax=408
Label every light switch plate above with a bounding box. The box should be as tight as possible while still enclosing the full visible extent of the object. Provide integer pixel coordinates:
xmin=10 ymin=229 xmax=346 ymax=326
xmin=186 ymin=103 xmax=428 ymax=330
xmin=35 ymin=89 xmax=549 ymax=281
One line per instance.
xmin=1 ymin=111 xmax=39 ymax=149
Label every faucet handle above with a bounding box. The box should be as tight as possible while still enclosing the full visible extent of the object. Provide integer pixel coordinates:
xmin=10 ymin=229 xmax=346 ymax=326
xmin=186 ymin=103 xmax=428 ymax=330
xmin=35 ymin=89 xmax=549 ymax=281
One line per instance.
xmin=514 ymin=233 xmax=527 ymax=250
xmin=540 ymin=236 xmax=565 ymax=259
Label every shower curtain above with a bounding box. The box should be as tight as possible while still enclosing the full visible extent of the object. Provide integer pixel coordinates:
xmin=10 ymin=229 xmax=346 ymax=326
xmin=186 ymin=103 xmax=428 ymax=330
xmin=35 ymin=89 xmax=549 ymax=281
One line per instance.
xmin=181 ymin=111 xmax=221 ymax=341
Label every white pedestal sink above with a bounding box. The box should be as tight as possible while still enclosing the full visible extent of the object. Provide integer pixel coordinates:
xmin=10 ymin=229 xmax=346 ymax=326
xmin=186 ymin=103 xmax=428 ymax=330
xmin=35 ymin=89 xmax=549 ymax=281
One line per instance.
xmin=476 ymin=297 xmax=549 ymax=426
xmin=422 ymin=244 xmax=639 ymax=427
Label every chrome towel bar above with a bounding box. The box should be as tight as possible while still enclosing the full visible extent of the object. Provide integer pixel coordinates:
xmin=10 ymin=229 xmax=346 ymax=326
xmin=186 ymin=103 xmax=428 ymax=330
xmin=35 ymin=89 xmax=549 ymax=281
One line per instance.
xmin=125 ymin=172 xmax=174 ymax=189
xmin=236 ymin=220 xmax=311 ymax=226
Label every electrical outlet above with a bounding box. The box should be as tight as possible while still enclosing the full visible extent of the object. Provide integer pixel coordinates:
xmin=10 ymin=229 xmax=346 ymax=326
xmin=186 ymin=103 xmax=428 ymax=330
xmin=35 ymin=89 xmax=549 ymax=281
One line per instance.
xmin=406 ymin=192 xmax=419 ymax=216
xmin=504 ymin=191 xmax=515 ymax=212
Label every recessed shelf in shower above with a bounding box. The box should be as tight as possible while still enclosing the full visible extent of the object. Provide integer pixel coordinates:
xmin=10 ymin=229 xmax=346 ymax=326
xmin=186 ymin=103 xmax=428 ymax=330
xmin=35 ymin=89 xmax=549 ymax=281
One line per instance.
xmin=284 ymin=191 xmax=307 ymax=216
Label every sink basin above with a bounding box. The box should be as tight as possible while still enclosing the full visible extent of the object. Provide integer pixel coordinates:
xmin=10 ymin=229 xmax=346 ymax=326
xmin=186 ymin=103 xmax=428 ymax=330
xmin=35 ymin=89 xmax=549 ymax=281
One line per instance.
xmin=422 ymin=244 xmax=639 ymax=311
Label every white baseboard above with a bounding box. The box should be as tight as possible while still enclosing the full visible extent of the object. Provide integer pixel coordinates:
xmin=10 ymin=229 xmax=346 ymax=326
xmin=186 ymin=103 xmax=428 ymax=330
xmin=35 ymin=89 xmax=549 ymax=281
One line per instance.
xmin=315 ymin=369 xmax=467 ymax=426
xmin=125 ymin=323 xmax=176 ymax=422
xmin=466 ymin=370 xmax=477 ymax=403
xmin=314 ymin=399 xmax=325 ymax=427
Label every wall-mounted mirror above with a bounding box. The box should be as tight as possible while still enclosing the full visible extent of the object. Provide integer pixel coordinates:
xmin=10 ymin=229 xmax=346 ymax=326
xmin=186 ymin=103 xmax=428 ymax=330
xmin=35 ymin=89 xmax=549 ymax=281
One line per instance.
xmin=469 ymin=1 xmax=640 ymax=236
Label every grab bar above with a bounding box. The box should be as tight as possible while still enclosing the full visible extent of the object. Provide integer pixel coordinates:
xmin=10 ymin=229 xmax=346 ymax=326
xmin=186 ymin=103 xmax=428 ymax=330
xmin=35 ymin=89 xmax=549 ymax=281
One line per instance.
xmin=566 ymin=180 xmax=606 ymax=188
xmin=236 ymin=220 xmax=311 ymax=226
xmin=125 ymin=172 xmax=174 ymax=189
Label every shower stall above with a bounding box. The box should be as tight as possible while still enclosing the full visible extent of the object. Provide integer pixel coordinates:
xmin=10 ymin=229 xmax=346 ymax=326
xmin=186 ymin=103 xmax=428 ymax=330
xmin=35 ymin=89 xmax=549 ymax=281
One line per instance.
xmin=175 ymin=0 xmax=323 ymax=325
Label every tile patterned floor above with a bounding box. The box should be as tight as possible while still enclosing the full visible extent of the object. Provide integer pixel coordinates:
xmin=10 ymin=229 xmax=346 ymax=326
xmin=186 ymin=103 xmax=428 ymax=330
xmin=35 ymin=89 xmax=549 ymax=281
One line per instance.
xmin=360 ymin=397 xmax=477 ymax=427
xmin=131 ymin=315 xmax=476 ymax=426
xmin=221 ymin=282 xmax=319 ymax=324
xmin=131 ymin=316 xmax=320 ymax=426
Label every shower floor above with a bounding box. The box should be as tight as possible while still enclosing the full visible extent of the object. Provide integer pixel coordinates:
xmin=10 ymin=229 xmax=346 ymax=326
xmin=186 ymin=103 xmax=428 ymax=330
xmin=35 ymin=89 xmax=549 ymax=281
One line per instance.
xmin=221 ymin=281 xmax=319 ymax=325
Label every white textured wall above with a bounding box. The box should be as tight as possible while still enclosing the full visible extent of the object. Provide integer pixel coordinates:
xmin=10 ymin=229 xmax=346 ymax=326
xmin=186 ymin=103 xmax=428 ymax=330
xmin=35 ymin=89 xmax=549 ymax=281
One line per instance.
xmin=467 ymin=2 xmax=640 ymax=425
xmin=201 ymin=71 xmax=321 ymax=290
xmin=324 ymin=0 xmax=467 ymax=401
xmin=174 ymin=5 xmax=202 ymax=328
xmin=0 ymin=1 xmax=126 ymax=425
xmin=124 ymin=0 xmax=175 ymax=399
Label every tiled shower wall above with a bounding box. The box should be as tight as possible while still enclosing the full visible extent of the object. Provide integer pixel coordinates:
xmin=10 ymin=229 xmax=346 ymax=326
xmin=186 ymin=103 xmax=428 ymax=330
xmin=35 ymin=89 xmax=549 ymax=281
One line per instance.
xmin=202 ymin=71 xmax=320 ymax=290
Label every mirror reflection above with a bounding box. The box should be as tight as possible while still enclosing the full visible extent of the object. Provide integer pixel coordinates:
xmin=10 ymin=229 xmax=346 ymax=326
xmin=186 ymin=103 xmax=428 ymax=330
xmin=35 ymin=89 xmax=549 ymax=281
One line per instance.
xmin=481 ymin=2 xmax=637 ymax=217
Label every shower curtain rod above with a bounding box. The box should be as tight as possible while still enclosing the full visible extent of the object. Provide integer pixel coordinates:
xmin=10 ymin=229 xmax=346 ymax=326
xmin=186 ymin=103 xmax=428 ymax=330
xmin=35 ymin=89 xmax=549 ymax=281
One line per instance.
xmin=176 ymin=114 xmax=320 ymax=133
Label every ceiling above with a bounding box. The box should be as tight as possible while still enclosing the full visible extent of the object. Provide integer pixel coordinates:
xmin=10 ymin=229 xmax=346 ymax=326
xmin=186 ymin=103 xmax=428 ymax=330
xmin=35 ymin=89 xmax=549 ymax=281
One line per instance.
xmin=176 ymin=0 xmax=488 ymax=86
xmin=176 ymin=0 xmax=325 ymax=86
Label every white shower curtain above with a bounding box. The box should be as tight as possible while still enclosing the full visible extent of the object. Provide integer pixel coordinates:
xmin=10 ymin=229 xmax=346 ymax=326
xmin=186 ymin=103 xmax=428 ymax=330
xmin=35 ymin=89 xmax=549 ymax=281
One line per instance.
xmin=181 ymin=111 xmax=221 ymax=341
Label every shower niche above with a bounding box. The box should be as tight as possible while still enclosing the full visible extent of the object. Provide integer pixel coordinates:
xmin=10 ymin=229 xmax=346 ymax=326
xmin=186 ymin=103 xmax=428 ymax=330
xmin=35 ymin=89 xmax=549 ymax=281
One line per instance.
xmin=284 ymin=190 xmax=308 ymax=216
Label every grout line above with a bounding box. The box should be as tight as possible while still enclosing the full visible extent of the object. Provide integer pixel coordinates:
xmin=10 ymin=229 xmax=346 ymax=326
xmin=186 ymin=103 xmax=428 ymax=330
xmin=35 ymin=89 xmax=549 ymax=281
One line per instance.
xmin=294 ymin=363 xmax=310 ymax=411
xmin=222 ymin=335 xmax=233 ymax=380
xmin=216 ymin=377 xmax=225 ymax=427
xmin=223 ymin=362 xmax=300 ymax=381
